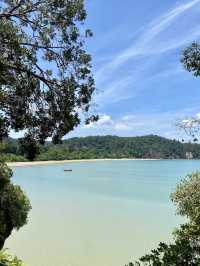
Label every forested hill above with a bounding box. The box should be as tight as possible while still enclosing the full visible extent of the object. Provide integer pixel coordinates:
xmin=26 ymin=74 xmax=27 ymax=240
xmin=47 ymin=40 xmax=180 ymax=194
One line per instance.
xmin=2 ymin=135 xmax=200 ymax=161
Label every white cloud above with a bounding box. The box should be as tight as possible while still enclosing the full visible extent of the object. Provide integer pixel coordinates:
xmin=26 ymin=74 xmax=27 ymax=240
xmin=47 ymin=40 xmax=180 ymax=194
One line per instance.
xmin=81 ymin=109 xmax=200 ymax=137
xmin=179 ymin=112 xmax=200 ymax=130
xmin=93 ymin=0 xmax=200 ymax=110
xmin=95 ymin=0 xmax=200 ymax=83
xmin=114 ymin=122 xmax=131 ymax=131
xmin=65 ymin=106 xmax=200 ymax=139
xmin=84 ymin=114 xmax=113 ymax=128
xmin=114 ymin=115 xmax=145 ymax=131
xmin=121 ymin=115 xmax=136 ymax=121
xmin=97 ymin=115 xmax=113 ymax=126
xmin=96 ymin=76 xmax=135 ymax=106
xmin=84 ymin=114 xmax=143 ymax=131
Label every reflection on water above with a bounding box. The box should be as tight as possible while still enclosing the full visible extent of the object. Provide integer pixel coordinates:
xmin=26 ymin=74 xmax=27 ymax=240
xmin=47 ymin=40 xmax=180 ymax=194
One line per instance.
xmin=6 ymin=160 xmax=200 ymax=266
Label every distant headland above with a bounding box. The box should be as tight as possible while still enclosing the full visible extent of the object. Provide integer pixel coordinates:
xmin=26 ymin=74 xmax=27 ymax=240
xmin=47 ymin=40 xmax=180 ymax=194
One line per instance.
xmin=2 ymin=135 xmax=200 ymax=163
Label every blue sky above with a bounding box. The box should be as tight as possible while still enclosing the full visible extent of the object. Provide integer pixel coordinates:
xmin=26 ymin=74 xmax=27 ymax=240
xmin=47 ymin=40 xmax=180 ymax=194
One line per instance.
xmin=66 ymin=0 xmax=200 ymax=140
xmin=10 ymin=0 xmax=200 ymax=139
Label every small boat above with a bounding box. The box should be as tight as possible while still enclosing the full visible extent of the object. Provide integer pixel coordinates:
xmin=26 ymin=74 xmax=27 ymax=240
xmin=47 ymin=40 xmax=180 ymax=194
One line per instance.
xmin=64 ymin=169 xmax=72 ymax=172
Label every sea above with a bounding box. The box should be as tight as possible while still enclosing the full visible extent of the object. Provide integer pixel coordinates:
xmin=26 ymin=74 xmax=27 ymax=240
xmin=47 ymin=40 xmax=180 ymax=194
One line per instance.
xmin=6 ymin=160 xmax=200 ymax=266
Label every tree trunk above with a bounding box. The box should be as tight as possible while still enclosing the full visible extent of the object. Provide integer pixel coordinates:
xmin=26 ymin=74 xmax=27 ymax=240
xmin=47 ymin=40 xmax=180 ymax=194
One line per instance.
xmin=0 ymin=238 xmax=5 ymax=250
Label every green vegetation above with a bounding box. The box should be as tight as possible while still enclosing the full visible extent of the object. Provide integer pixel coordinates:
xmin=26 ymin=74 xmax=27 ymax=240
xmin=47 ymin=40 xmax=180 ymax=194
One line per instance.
xmin=0 ymin=162 xmax=31 ymax=250
xmin=177 ymin=42 xmax=200 ymax=140
xmin=2 ymin=135 xmax=200 ymax=161
xmin=1 ymin=154 xmax=27 ymax=163
xmin=0 ymin=0 xmax=200 ymax=265
xmin=0 ymin=2 xmax=95 ymax=266
xmin=0 ymin=0 xmax=97 ymax=160
xmin=128 ymin=171 xmax=200 ymax=266
xmin=0 ymin=250 xmax=24 ymax=266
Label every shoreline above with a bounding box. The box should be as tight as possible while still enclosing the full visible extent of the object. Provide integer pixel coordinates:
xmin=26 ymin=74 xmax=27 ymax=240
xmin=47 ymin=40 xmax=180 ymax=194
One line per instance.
xmin=7 ymin=158 xmax=160 ymax=167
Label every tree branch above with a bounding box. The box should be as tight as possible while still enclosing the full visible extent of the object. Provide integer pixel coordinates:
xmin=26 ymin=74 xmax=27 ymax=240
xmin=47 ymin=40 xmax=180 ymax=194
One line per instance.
xmin=2 ymin=62 xmax=54 ymax=90
xmin=8 ymin=0 xmax=23 ymax=14
xmin=0 ymin=0 xmax=45 ymax=19
xmin=20 ymin=42 xmax=64 ymax=49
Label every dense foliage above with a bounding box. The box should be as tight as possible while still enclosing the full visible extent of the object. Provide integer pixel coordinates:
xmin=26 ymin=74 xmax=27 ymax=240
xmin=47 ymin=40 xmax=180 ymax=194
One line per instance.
xmin=0 ymin=0 xmax=95 ymax=256
xmin=0 ymin=0 xmax=97 ymax=160
xmin=182 ymin=42 xmax=200 ymax=77
xmin=0 ymin=250 xmax=24 ymax=266
xmin=128 ymin=171 xmax=200 ymax=266
xmin=178 ymin=42 xmax=200 ymax=141
xmin=2 ymin=135 xmax=200 ymax=161
xmin=37 ymin=135 xmax=200 ymax=160
xmin=0 ymin=162 xmax=31 ymax=249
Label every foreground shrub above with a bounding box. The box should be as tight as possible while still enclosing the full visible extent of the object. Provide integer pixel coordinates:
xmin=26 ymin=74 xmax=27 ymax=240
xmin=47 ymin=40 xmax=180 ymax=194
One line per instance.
xmin=0 ymin=162 xmax=31 ymax=249
xmin=0 ymin=250 xmax=24 ymax=266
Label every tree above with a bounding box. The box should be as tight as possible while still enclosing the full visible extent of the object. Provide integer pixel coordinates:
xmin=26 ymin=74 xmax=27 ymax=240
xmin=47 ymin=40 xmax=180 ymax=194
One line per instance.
xmin=128 ymin=171 xmax=200 ymax=266
xmin=178 ymin=42 xmax=200 ymax=141
xmin=0 ymin=161 xmax=31 ymax=249
xmin=181 ymin=42 xmax=200 ymax=77
xmin=0 ymin=0 xmax=98 ymax=157
xmin=0 ymin=0 xmax=96 ymax=250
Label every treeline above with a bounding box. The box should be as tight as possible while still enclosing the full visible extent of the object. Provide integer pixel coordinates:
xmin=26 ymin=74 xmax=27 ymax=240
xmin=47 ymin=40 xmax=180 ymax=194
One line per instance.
xmin=2 ymin=135 xmax=200 ymax=161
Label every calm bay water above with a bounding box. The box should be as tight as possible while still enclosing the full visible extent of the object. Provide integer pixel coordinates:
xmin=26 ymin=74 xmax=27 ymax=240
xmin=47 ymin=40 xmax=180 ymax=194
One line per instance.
xmin=6 ymin=160 xmax=200 ymax=266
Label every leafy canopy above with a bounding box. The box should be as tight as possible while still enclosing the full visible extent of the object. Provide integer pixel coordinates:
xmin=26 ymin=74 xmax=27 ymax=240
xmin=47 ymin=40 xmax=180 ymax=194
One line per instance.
xmin=0 ymin=249 xmax=24 ymax=266
xmin=178 ymin=42 xmax=200 ymax=141
xmin=0 ymin=0 xmax=97 ymax=159
xmin=0 ymin=0 xmax=95 ymax=251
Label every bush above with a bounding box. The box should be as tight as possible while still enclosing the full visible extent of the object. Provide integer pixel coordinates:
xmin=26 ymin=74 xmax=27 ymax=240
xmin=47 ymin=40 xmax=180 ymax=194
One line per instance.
xmin=2 ymin=154 xmax=27 ymax=163
xmin=0 ymin=162 xmax=31 ymax=249
xmin=0 ymin=250 xmax=24 ymax=266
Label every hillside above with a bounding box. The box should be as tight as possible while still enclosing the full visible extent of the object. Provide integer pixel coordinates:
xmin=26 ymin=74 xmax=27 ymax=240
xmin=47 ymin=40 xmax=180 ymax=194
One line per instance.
xmin=2 ymin=135 xmax=200 ymax=161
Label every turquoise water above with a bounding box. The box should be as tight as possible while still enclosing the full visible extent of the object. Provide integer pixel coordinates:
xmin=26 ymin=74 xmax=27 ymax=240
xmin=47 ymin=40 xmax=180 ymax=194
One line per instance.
xmin=6 ymin=160 xmax=200 ymax=266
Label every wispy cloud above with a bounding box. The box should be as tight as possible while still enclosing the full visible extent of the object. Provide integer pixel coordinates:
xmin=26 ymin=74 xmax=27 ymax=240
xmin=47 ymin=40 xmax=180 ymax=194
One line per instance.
xmin=96 ymin=77 xmax=134 ymax=105
xmin=95 ymin=0 xmax=200 ymax=83
xmin=66 ymin=1 xmax=200 ymax=139
xmin=96 ymin=59 xmax=185 ymax=107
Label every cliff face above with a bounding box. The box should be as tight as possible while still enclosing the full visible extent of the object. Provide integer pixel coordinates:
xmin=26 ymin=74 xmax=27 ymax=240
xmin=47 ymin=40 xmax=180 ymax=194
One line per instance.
xmin=186 ymin=152 xmax=193 ymax=159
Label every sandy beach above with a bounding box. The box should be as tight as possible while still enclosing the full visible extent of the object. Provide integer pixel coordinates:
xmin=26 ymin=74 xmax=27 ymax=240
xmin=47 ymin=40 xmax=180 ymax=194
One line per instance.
xmin=7 ymin=158 xmax=160 ymax=167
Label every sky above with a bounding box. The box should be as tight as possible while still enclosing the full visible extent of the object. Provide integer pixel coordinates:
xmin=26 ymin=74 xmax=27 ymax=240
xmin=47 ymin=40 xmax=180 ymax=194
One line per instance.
xmin=64 ymin=0 xmax=200 ymax=140
xmin=9 ymin=0 xmax=200 ymax=140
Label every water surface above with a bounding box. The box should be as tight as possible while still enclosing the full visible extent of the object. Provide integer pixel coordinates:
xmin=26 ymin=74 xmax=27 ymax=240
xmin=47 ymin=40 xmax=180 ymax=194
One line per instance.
xmin=6 ymin=160 xmax=200 ymax=266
